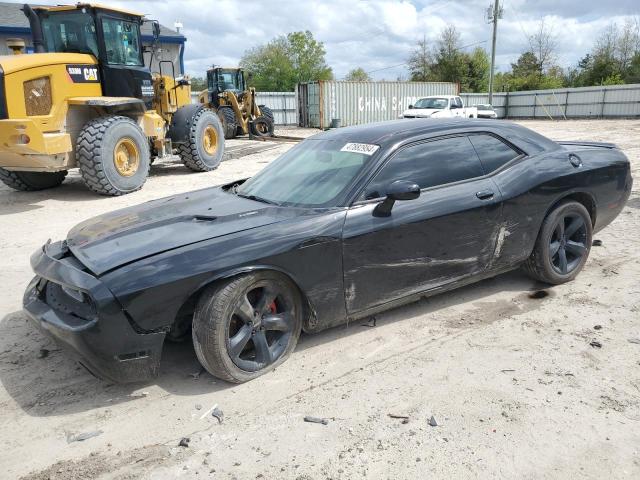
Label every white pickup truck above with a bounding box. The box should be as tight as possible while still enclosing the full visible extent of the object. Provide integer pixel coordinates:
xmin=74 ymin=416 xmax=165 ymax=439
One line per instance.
xmin=400 ymin=95 xmax=478 ymax=119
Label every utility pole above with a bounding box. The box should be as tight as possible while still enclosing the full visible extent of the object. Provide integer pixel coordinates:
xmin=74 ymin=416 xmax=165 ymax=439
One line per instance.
xmin=487 ymin=0 xmax=503 ymax=104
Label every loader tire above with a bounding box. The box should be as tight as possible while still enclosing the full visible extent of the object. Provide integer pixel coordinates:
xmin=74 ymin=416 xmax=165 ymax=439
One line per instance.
xmin=178 ymin=108 xmax=225 ymax=172
xmin=218 ymin=107 xmax=238 ymax=139
xmin=0 ymin=168 xmax=67 ymax=191
xmin=250 ymin=115 xmax=274 ymax=137
xmin=258 ymin=105 xmax=274 ymax=123
xmin=76 ymin=116 xmax=150 ymax=196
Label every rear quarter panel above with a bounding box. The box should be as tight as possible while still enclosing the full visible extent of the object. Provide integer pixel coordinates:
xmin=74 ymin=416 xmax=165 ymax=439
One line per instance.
xmin=490 ymin=145 xmax=631 ymax=270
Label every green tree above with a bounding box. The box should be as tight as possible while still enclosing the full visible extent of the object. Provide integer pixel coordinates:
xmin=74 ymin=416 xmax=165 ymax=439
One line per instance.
xmin=286 ymin=31 xmax=333 ymax=84
xmin=431 ymin=26 xmax=467 ymax=84
xmin=407 ymin=35 xmax=434 ymax=81
xmin=345 ymin=67 xmax=371 ymax=81
xmin=240 ymin=31 xmax=332 ymax=91
xmin=464 ymin=47 xmax=490 ymax=92
xmin=240 ymin=37 xmax=295 ymax=91
xmin=189 ymin=76 xmax=207 ymax=92
xmin=602 ymin=73 xmax=625 ymax=85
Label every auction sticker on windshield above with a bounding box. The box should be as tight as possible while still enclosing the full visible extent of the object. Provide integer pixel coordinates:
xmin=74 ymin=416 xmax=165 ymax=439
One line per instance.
xmin=340 ymin=143 xmax=380 ymax=155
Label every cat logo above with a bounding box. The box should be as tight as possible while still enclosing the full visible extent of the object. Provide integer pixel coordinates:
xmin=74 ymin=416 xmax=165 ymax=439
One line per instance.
xmin=66 ymin=64 xmax=100 ymax=83
xmin=83 ymin=67 xmax=98 ymax=81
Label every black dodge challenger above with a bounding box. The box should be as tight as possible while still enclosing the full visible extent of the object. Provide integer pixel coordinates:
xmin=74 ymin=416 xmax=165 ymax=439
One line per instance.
xmin=24 ymin=119 xmax=632 ymax=383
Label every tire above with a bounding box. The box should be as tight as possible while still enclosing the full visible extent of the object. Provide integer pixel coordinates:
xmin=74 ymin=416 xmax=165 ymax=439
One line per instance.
xmin=192 ymin=271 xmax=303 ymax=383
xmin=177 ymin=108 xmax=225 ymax=172
xmin=250 ymin=115 xmax=274 ymax=137
xmin=522 ymin=200 xmax=593 ymax=284
xmin=76 ymin=116 xmax=150 ymax=196
xmin=217 ymin=106 xmax=237 ymax=139
xmin=258 ymin=105 xmax=274 ymax=123
xmin=0 ymin=168 xmax=66 ymax=191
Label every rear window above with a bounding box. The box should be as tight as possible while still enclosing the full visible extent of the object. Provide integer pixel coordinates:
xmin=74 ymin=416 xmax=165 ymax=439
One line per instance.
xmin=468 ymin=134 xmax=520 ymax=173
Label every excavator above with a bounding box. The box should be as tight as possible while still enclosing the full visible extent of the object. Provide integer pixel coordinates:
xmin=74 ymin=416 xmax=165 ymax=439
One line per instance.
xmin=0 ymin=3 xmax=225 ymax=195
xmin=199 ymin=66 xmax=274 ymax=139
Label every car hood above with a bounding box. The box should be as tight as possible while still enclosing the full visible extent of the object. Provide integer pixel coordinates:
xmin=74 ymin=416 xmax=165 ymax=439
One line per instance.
xmin=403 ymin=108 xmax=440 ymax=117
xmin=67 ymin=187 xmax=295 ymax=276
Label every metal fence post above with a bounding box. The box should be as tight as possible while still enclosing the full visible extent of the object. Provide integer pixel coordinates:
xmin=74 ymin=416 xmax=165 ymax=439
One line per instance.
xmin=505 ymin=91 xmax=509 ymax=118
xmin=533 ymin=93 xmax=537 ymax=118
xmin=564 ymin=91 xmax=569 ymax=118
xmin=600 ymin=88 xmax=606 ymax=118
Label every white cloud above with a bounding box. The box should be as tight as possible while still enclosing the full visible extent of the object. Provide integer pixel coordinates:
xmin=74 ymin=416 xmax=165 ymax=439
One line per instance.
xmin=12 ymin=0 xmax=640 ymax=80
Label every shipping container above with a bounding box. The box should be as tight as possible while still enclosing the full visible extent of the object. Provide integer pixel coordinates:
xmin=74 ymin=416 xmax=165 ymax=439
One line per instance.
xmin=298 ymin=80 xmax=459 ymax=129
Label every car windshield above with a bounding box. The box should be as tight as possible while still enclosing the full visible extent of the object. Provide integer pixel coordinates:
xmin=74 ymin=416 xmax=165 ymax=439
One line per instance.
xmin=236 ymin=139 xmax=378 ymax=207
xmin=414 ymin=97 xmax=448 ymax=109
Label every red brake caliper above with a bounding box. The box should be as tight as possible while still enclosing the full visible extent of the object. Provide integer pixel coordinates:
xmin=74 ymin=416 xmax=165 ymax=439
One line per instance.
xmin=268 ymin=301 xmax=277 ymax=313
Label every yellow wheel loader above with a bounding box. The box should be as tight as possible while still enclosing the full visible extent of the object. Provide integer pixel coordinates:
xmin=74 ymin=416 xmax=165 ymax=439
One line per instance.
xmin=198 ymin=67 xmax=274 ymax=139
xmin=0 ymin=3 xmax=225 ymax=196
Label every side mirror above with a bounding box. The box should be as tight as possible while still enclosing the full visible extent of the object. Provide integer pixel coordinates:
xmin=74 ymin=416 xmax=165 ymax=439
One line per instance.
xmin=373 ymin=180 xmax=420 ymax=217
xmin=152 ymin=21 xmax=161 ymax=40
xmin=408 ymin=104 xmax=414 ymax=109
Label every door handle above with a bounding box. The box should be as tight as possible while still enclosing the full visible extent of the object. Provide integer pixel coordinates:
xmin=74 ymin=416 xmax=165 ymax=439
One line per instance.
xmin=476 ymin=190 xmax=494 ymax=200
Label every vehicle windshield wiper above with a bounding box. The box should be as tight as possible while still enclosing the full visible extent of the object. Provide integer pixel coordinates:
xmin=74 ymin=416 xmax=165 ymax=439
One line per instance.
xmin=236 ymin=192 xmax=279 ymax=205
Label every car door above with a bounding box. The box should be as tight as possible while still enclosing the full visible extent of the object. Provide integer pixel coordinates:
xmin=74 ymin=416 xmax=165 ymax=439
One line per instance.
xmin=342 ymin=135 xmax=503 ymax=314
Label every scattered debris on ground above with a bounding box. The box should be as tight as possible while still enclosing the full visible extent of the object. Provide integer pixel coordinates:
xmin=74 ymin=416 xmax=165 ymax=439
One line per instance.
xmin=178 ymin=437 xmax=190 ymax=448
xmin=592 ymin=239 xmax=603 ymax=246
xmin=66 ymin=430 xmax=103 ymax=443
xmin=428 ymin=416 xmax=438 ymax=427
xmin=304 ymin=416 xmax=329 ymax=425
xmin=590 ymin=340 xmax=603 ymax=348
xmin=37 ymin=348 xmax=49 ymax=359
xmin=212 ymin=407 xmax=224 ymax=424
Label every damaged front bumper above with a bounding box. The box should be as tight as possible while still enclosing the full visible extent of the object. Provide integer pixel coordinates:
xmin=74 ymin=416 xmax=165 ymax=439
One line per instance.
xmin=23 ymin=241 xmax=165 ymax=383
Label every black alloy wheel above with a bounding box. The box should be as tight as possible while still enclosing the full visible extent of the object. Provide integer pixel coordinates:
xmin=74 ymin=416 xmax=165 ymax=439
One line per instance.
xmin=192 ymin=272 xmax=302 ymax=383
xmin=549 ymin=212 xmax=588 ymax=275
xmin=522 ymin=200 xmax=593 ymax=284
xmin=226 ymin=282 xmax=296 ymax=372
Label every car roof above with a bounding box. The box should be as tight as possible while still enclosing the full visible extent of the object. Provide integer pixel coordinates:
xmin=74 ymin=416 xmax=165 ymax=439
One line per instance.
xmin=313 ymin=119 xmax=558 ymax=155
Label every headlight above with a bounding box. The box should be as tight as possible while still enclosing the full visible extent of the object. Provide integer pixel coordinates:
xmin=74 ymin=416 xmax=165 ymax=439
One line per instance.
xmin=23 ymin=76 xmax=52 ymax=116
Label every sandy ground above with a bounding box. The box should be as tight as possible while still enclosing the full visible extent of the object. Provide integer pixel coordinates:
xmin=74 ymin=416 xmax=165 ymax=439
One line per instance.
xmin=1 ymin=121 xmax=639 ymax=480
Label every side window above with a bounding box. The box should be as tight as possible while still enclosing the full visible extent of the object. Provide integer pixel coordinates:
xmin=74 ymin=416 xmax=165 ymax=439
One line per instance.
xmin=468 ymin=134 xmax=521 ymax=173
xmin=102 ymin=17 xmax=142 ymax=66
xmin=362 ymin=136 xmax=484 ymax=199
xmin=456 ymin=97 xmax=464 ymax=108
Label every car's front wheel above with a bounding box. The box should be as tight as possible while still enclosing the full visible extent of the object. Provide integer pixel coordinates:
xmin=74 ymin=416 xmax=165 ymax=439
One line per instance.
xmin=523 ymin=200 xmax=593 ymax=284
xmin=192 ymin=272 xmax=302 ymax=383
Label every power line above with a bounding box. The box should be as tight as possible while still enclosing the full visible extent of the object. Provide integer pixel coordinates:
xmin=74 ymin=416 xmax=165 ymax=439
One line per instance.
xmin=364 ymin=39 xmax=489 ymax=76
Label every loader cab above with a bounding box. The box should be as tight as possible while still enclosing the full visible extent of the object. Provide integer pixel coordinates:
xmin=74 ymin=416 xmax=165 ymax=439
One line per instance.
xmin=206 ymin=67 xmax=246 ymax=107
xmin=27 ymin=4 xmax=155 ymax=106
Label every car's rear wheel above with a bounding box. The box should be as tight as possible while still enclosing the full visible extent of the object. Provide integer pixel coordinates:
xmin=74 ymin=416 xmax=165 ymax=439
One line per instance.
xmin=192 ymin=272 xmax=302 ymax=383
xmin=522 ymin=200 xmax=592 ymax=284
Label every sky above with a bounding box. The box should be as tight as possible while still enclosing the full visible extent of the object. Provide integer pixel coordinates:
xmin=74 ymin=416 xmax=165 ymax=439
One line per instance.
xmin=18 ymin=0 xmax=640 ymax=79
